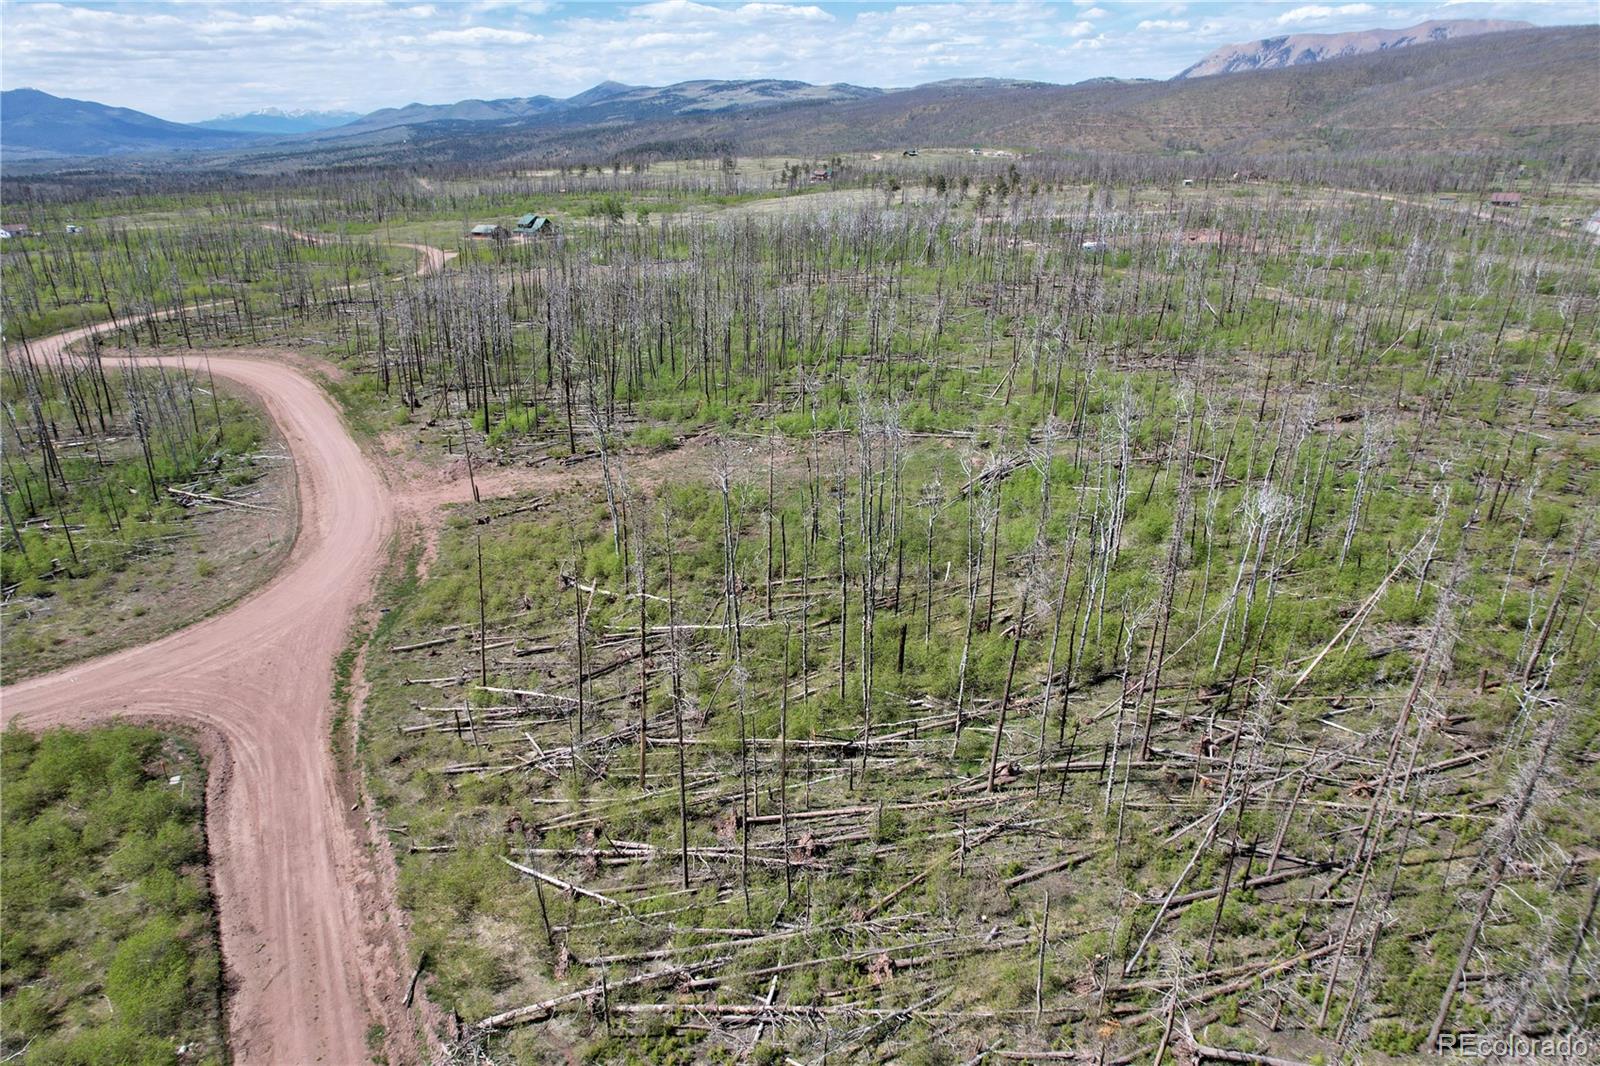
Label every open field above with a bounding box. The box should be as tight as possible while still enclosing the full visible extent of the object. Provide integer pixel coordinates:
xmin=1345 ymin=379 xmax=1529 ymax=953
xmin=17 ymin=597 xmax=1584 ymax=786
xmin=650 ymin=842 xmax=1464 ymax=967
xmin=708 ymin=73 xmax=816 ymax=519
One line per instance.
xmin=1 ymin=148 xmax=1597 ymax=1065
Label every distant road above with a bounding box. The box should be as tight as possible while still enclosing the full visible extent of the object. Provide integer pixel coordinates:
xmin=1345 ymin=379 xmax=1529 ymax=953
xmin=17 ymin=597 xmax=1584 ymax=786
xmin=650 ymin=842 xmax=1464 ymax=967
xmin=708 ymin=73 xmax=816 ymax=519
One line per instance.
xmin=261 ymin=221 xmax=459 ymax=276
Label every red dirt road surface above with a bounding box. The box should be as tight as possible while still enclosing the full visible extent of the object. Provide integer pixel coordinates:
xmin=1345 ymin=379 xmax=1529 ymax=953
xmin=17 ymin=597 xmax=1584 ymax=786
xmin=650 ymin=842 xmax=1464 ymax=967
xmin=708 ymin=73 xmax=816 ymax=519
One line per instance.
xmin=2 ymin=320 xmax=411 ymax=1064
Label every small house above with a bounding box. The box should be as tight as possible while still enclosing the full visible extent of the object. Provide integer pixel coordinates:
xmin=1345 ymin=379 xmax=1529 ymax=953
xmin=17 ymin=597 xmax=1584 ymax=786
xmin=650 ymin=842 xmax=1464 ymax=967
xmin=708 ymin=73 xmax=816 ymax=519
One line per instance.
xmin=809 ymin=167 xmax=831 ymax=183
xmin=515 ymin=213 xmax=554 ymax=235
xmin=2 ymin=224 xmax=31 ymax=237
xmin=469 ymin=223 xmax=509 ymax=240
xmin=1488 ymin=192 xmax=1522 ymax=207
xmin=1181 ymin=178 xmax=1195 ymax=187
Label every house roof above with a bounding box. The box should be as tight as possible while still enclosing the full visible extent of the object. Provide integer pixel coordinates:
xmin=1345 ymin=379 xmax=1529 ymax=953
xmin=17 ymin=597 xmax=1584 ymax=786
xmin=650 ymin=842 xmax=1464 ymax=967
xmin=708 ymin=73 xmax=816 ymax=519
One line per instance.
xmin=1489 ymin=191 xmax=1523 ymax=202
xmin=516 ymin=214 xmax=550 ymax=230
xmin=470 ymin=223 xmax=502 ymax=234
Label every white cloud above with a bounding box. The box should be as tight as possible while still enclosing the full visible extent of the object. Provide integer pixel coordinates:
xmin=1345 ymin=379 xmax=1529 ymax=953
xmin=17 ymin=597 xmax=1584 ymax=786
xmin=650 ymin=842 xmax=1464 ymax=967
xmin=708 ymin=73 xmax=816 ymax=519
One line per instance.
xmin=734 ymin=3 xmax=834 ymax=21
xmin=1137 ymin=19 xmax=1190 ymax=31
xmin=1275 ymin=3 xmax=1375 ymax=26
xmin=426 ymin=26 xmax=541 ymax=45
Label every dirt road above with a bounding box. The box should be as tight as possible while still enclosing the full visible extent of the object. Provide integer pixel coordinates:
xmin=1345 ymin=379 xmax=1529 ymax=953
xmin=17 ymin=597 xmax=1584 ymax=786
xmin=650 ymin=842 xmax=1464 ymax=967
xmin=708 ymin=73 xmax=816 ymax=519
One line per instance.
xmin=262 ymin=221 xmax=459 ymax=276
xmin=1 ymin=253 xmax=460 ymax=1063
xmin=3 ymin=333 xmax=406 ymax=1065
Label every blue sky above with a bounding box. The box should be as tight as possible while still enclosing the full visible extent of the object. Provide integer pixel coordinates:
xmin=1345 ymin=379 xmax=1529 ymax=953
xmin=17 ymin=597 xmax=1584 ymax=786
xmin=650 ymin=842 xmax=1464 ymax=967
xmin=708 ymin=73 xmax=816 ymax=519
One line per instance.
xmin=1 ymin=0 xmax=1593 ymax=121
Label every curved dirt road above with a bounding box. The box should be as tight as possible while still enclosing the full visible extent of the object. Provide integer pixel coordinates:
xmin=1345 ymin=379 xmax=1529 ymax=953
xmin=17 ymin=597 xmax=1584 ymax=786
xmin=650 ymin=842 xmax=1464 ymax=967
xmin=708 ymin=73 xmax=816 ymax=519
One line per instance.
xmin=1 ymin=264 xmax=458 ymax=1063
xmin=262 ymin=222 xmax=459 ymax=277
xmin=3 ymin=335 xmax=398 ymax=1065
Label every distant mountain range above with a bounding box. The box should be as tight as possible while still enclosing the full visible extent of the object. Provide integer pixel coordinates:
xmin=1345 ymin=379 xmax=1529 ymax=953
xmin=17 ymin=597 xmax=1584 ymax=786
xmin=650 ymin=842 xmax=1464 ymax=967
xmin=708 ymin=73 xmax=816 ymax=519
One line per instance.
xmin=0 ymin=79 xmax=884 ymax=158
xmin=1175 ymin=18 xmax=1531 ymax=79
xmin=303 ymin=79 xmax=882 ymax=141
xmin=195 ymin=108 xmax=362 ymax=134
xmin=0 ymin=88 xmax=255 ymax=158
xmin=1 ymin=21 xmax=1593 ymax=169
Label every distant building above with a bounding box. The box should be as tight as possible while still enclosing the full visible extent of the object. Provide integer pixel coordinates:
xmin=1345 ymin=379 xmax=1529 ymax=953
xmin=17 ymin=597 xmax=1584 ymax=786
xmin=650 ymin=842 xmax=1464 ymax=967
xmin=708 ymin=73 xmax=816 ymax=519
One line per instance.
xmin=1 ymin=224 xmax=30 ymax=238
xmin=1182 ymin=178 xmax=1195 ymax=187
xmin=1081 ymin=240 xmax=1109 ymax=252
xmin=469 ymin=223 xmax=509 ymax=240
xmin=1488 ymin=192 xmax=1522 ymax=207
xmin=65 ymin=223 xmax=83 ymax=234
xmin=809 ymin=167 xmax=831 ymax=183
xmin=515 ymin=213 xmax=553 ymax=235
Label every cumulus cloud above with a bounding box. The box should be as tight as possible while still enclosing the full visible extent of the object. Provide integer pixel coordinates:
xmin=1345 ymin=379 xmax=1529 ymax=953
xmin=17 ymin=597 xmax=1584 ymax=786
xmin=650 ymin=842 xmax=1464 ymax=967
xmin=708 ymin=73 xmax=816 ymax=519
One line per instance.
xmin=425 ymin=25 xmax=541 ymax=45
xmin=1137 ymin=18 xmax=1191 ymax=31
xmin=1275 ymin=3 xmax=1375 ymax=25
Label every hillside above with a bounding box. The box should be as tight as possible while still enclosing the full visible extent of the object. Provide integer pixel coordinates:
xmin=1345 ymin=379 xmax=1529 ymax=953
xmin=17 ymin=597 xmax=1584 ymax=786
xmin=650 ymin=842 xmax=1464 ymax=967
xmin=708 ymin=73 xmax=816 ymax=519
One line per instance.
xmin=296 ymin=25 xmax=1600 ymax=165
xmin=659 ymin=24 xmax=1599 ymax=158
xmin=0 ymin=88 xmax=256 ymax=158
xmin=1174 ymin=18 xmax=1531 ymax=79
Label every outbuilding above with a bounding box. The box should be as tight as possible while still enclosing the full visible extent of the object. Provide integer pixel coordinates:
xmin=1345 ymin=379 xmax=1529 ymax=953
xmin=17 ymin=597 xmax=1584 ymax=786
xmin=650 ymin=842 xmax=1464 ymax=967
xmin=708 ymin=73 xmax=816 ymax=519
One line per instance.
xmin=469 ymin=223 xmax=510 ymax=240
xmin=515 ymin=213 xmax=554 ymax=235
xmin=1488 ymin=192 xmax=1523 ymax=207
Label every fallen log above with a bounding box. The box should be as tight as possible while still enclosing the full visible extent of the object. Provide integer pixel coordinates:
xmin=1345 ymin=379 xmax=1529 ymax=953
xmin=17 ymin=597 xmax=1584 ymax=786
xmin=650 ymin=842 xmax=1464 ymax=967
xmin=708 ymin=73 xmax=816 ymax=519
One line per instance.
xmin=474 ymin=958 xmax=727 ymax=1030
xmin=499 ymin=856 xmax=630 ymax=913
xmin=167 ymin=486 xmax=275 ymax=512
xmin=1191 ymin=1042 xmax=1312 ymax=1066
